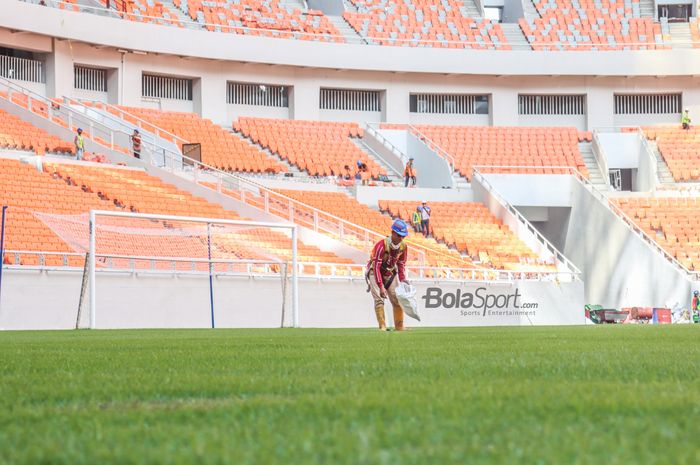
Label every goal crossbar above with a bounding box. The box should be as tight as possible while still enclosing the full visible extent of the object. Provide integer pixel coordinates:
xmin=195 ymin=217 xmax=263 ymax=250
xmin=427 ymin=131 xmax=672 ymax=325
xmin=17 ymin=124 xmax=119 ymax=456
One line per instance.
xmin=88 ymin=210 xmax=299 ymax=329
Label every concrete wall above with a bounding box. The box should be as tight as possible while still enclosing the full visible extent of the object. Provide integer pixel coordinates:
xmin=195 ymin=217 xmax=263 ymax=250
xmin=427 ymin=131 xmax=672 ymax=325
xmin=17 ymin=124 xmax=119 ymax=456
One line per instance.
xmin=560 ymin=179 xmax=695 ymax=308
xmin=0 ymin=269 xmax=586 ymax=329
xmin=406 ymin=133 xmax=455 ymax=188
xmin=308 ymin=0 xmax=345 ymax=15
xmin=354 ymin=185 xmax=473 ymax=208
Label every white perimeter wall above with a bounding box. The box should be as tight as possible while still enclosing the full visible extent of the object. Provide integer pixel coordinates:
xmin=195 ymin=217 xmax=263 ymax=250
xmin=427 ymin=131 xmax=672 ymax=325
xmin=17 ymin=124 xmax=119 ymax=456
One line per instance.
xmin=0 ymin=269 xmax=585 ymax=330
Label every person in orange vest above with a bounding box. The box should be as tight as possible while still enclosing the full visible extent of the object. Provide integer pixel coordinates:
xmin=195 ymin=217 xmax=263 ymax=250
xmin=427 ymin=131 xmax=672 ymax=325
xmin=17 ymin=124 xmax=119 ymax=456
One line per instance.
xmin=366 ymin=219 xmax=409 ymax=331
xmin=404 ymin=158 xmax=416 ymax=187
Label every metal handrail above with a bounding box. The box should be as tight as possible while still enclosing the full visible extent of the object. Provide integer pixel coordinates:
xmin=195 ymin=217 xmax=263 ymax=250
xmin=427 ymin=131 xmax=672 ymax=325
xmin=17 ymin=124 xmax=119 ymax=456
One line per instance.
xmin=590 ymin=130 xmax=610 ymax=186
xmin=473 ymin=165 xmax=700 ymax=280
xmin=2 ymin=250 xmax=577 ymax=282
xmin=67 ymin=97 xmax=188 ymax=146
xmin=365 ymin=122 xmax=409 ymax=165
xmin=19 ymin=0 xmax=698 ymax=50
xmin=406 ymin=124 xmax=456 ymax=172
xmin=472 ymin=167 xmax=582 ymax=277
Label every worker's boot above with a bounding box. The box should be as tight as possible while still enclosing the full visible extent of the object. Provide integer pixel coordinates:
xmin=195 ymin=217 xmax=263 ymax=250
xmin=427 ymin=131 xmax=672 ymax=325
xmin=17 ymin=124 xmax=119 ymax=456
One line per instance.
xmin=374 ymin=304 xmax=387 ymax=331
xmin=392 ymin=304 xmax=405 ymax=331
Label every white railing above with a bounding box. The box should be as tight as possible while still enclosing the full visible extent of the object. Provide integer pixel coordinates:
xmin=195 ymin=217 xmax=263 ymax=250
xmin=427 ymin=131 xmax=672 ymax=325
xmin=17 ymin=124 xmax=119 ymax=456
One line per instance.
xmin=64 ymin=97 xmax=189 ymax=144
xmin=406 ymin=124 xmax=456 ymax=173
xmin=0 ymin=54 xmax=44 ymax=84
xmin=474 ymin=165 xmax=700 ymax=280
xmin=472 ymin=167 xmax=582 ymax=277
xmin=20 ymin=0 xmax=700 ymax=50
xmin=591 ymin=130 xmax=610 ymax=186
xmin=365 ymin=122 xmax=410 ymax=167
xmin=2 ymin=250 xmax=576 ymax=282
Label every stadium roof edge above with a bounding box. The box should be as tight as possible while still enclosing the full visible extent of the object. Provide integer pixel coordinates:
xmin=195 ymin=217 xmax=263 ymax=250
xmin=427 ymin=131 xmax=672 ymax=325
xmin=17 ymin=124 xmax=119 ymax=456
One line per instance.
xmin=3 ymin=1 xmax=700 ymax=77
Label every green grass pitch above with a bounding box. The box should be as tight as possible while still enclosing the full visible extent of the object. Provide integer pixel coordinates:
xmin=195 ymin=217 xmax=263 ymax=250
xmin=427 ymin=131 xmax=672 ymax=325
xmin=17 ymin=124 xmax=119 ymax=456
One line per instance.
xmin=1 ymin=326 xmax=699 ymax=464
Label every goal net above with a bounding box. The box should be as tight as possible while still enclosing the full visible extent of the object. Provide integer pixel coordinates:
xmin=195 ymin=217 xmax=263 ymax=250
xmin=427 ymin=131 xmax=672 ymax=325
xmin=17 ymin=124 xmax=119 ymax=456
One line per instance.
xmin=35 ymin=210 xmax=299 ymax=329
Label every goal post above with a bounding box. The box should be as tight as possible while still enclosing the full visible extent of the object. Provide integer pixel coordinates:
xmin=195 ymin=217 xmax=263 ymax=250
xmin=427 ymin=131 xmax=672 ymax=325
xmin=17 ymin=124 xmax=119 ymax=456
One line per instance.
xmin=86 ymin=210 xmax=299 ymax=329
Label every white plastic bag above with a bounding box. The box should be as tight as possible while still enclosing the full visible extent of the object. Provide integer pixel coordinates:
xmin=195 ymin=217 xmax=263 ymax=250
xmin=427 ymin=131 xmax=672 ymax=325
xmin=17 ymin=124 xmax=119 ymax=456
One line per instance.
xmin=395 ymin=282 xmax=420 ymax=321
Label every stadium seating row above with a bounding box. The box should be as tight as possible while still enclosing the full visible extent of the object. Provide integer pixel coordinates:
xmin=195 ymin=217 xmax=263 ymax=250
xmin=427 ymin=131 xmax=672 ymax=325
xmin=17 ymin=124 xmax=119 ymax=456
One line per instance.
xmin=172 ymin=0 xmax=342 ymax=41
xmin=233 ymin=117 xmax=387 ymax=179
xmin=520 ymin=0 xmax=666 ymax=51
xmin=0 ymin=157 xmax=352 ymax=270
xmin=386 ymin=124 xmax=589 ymax=180
xmin=614 ymin=196 xmax=700 ymax=271
xmin=379 ymin=200 xmax=556 ymax=271
xmin=344 ymin=0 xmax=510 ymax=49
xmin=118 ymin=107 xmax=287 ymax=173
xmin=0 ymin=108 xmax=73 ymax=155
xmin=641 ymin=126 xmax=700 ymax=182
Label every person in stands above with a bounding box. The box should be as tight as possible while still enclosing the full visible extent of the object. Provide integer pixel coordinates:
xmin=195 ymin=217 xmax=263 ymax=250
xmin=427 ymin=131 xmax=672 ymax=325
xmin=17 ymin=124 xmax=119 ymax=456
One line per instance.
xmin=692 ymin=290 xmax=700 ymax=323
xmin=365 ymin=219 xmax=410 ymax=331
xmin=682 ymin=109 xmax=691 ymax=130
xmin=417 ymin=200 xmax=431 ymax=237
xmin=131 ymin=129 xmax=142 ymax=159
xmin=74 ymin=128 xmax=85 ymax=161
xmin=411 ymin=206 xmax=422 ymax=233
xmin=404 ymin=158 xmax=417 ymax=187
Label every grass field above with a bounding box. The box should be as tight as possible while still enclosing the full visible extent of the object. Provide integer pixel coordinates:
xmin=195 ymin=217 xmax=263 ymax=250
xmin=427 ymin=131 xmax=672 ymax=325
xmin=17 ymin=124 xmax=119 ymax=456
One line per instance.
xmin=1 ymin=326 xmax=699 ymax=465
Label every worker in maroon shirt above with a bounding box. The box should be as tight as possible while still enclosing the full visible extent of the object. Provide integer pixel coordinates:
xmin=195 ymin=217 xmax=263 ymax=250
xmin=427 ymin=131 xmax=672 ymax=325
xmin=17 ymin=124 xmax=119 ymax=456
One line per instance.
xmin=366 ymin=219 xmax=409 ymax=331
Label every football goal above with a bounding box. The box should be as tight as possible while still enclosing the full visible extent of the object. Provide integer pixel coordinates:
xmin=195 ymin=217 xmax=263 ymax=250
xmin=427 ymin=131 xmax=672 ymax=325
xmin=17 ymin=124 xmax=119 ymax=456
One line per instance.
xmin=69 ymin=210 xmax=299 ymax=329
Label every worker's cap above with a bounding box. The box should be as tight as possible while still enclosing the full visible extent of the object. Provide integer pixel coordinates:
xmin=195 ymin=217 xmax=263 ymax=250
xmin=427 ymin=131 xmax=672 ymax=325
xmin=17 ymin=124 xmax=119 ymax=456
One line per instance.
xmin=77 ymin=128 xmax=83 ymax=133
xmin=695 ymin=290 xmax=699 ymax=296
xmin=422 ymin=200 xmax=427 ymax=204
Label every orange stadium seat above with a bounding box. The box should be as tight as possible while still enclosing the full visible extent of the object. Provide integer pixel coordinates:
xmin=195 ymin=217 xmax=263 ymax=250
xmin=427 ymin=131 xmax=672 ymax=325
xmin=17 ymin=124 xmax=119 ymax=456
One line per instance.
xmin=519 ymin=0 xmax=665 ymax=51
xmin=273 ymin=189 xmax=469 ymax=270
xmin=614 ymin=197 xmax=700 ymax=271
xmin=173 ymin=0 xmax=342 ymax=41
xmin=344 ymin=0 xmax=511 ymax=49
xmin=379 ymin=200 xmax=556 ymax=272
xmin=234 ymin=117 xmax=387 ymax=179
xmin=117 ymin=107 xmax=287 ymax=174
xmin=0 ymin=108 xmax=73 ymax=155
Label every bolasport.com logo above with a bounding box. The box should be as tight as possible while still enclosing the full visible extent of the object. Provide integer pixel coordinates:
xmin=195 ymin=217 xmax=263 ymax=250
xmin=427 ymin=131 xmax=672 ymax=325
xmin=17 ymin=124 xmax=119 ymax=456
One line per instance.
xmin=422 ymin=287 xmax=539 ymax=317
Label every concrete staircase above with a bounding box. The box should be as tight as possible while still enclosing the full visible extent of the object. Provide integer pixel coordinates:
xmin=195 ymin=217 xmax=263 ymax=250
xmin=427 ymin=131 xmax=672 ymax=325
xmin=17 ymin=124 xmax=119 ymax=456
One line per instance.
xmin=579 ymin=142 xmax=609 ymax=189
xmin=160 ymin=0 xmax=194 ymax=25
xmin=452 ymin=171 xmax=469 ymax=189
xmin=279 ymin=0 xmax=307 ymax=10
xmin=668 ymin=22 xmax=693 ymax=49
xmin=638 ymin=0 xmax=655 ymax=18
xmin=327 ymin=15 xmax=366 ymax=44
xmin=460 ymin=0 xmax=483 ymax=19
xmin=647 ymin=140 xmax=676 ymax=184
xmin=342 ymin=0 xmax=358 ymax=12
xmin=521 ymin=0 xmax=540 ymax=22
xmin=500 ymin=23 xmax=532 ymax=50
xmin=350 ymin=138 xmax=403 ymax=185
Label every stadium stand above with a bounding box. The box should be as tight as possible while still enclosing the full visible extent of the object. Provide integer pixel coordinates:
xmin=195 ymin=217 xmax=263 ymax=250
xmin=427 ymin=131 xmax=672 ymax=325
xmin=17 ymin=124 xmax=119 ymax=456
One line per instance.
xmin=518 ymin=0 xmax=666 ymax=51
xmin=272 ymin=189 xmax=470 ymax=269
xmin=234 ymin=117 xmax=387 ymax=180
xmin=117 ymin=0 xmax=183 ymax=26
xmin=0 ymin=108 xmax=73 ymax=155
xmin=117 ymin=107 xmax=287 ymax=174
xmin=0 ymin=157 xmax=351 ymax=269
xmin=379 ymin=200 xmax=556 ymax=271
xmin=172 ymin=0 xmax=342 ymax=40
xmin=641 ymin=126 xmax=700 ymax=182
xmin=387 ymin=125 xmax=589 ymax=180
xmin=614 ymin=196 xmax=700 ymax=271
xmin=343 ymin=0 xmax=511 ymax=49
